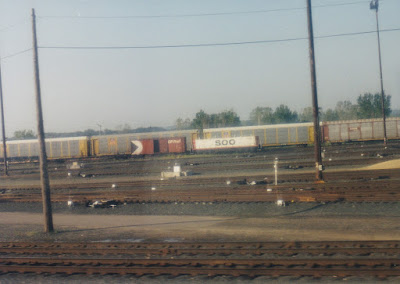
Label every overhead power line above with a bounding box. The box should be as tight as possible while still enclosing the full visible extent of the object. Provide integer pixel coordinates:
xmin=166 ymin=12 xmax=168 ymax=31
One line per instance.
xmin=37 ymin=1 xmax=372 ymax=19
xmin=317 ymin=28 xmax=400 ymax=38
xmin=0 ymin=18 xmax=28 ymax=33
xmin=39 ymin=37 xmax=308 ymax=49
xmin=38 ymin=7 xmax=305 ymax=19
xmin=0 ymin=48 xmax=32 ymax=61
xmin=37 ymin=28 xmax=400 ymax=50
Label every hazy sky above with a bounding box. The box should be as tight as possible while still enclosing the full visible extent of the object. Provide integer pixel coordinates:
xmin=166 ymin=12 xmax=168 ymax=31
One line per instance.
xmin=0 ymin=0 xmax=399 ymax=136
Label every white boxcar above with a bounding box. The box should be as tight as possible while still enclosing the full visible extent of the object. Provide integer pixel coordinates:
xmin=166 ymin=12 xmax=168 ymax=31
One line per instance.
xmin=193 ymin=136 xmax=259 ymax=151
xmin=202 ymin=123 xmax=313 ymax=146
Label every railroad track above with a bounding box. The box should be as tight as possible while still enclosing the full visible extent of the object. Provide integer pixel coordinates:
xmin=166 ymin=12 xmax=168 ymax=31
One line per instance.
xmin=5 ymin=140 xmax=399 ymax=179
xmin=1 ymin=169 xmax=400 ymax=203
xmin=2 ymin=169 xmax=399 ymax=191
xmin=7 ymin=155 xmax=394 ymax=180
xmin=1 ymin=241 xmax=399 ymax=279
xmin=2 ymin=187 xmax=399 ymax=203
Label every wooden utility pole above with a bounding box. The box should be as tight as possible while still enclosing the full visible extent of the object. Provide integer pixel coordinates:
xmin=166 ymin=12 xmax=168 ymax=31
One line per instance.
xmin=32 ymin=8 xmax=54 ymax=233
xmin=370 ymin=0 xmax=387 ymax=146
xmin=0 ymin=63 xmax=8 ymax=176
xmin=306 ymin=0 xmax=324 ymax=181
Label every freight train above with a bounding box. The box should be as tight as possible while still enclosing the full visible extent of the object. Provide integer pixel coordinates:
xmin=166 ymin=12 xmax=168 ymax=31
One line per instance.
xmin=1 ymin=117 xmax=399 ymax=160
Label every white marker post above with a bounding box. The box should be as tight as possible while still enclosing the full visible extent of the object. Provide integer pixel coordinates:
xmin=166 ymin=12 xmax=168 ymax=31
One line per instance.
xmin=274 ymin=158 xmax=278 ymax=186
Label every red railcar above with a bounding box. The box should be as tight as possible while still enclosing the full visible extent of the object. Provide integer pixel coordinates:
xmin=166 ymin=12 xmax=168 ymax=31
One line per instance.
xmin=157 ymin=138 xmax=169 ymax=153
xmin=167 ymin=137 xmax=186 ymax=153
xmin=131 ymin=139 xmax=154 ymax=155
xmin=131 ymin=137 xmax=186 ymax=155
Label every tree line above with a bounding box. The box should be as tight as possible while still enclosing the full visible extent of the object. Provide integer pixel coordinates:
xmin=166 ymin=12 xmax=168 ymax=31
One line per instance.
xmin=11 ymin=92 xmax=395 ymax=139
xmin=176 ymin=93 xmax=393 ymax=130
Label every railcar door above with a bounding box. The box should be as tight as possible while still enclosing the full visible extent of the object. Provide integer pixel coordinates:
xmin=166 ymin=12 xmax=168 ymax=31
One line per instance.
xmin=154 ymin=139 xmax=160 ymax=153
xmin=79 ymin=140 xmax=89 ymax=157
xmin=91 ymin=139 xmax=100 ymax=156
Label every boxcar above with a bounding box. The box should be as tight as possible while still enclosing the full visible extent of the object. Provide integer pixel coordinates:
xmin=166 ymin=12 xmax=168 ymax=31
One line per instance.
xmin=131 ymin=137 xmax=187 ymax=155
xmin=201 ymin=123 xmax=314 ymax=146
xmin=90 ymin=131 xmax=192 ymax=156
xmin=1 ymin=136 xmax=89 ymax=159
xmin=322 ymin=117 xmax=400 ymax=142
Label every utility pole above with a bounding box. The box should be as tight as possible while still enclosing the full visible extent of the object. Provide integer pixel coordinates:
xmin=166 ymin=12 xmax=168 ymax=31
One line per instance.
xmin=32 ymin=8 xmax=54 ymax=233
xmin=0 ymin=63 xmax=8 ymax=176
xmin=97 ymin=123 xmax=102 ymax=135
xmin=306 ymin=0 xmax=324 ymax=181
xmin=370 ymin=0 xmax=388 ymax=146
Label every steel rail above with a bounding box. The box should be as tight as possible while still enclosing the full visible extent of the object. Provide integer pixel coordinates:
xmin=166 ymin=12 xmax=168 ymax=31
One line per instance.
xmin=1 ymin=241 xmax=399 ymax=256
xmin=1 ymin=258 xmax=400 ymax=277
xmin=1 ymin=247 xmax=398 ymax=257
xmin=2 ymin=169 xmax=400 ymax=191
xmin=2 ymin=186 xmax=400 ymax=203
xmin=1 ymin=241 xmax=399 ymax=278
xmin=2 ymin=240 xmax=399 ymax=248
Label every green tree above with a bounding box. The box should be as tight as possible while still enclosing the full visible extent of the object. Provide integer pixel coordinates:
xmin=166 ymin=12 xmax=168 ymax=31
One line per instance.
xmin=273 ymin=104 xmax=298 ymax=123
xmin=322 ymin=108 xmax=339 ymax=121
xmin=176 ymin=118 xmax=191 ymax=130
xmin=299 ymin=107 xmax=324 ymax=122
xmin=356 ymin=93 xmax=391 ymax=119
xmin=208 ymin=114 xmax=219 ymax=128
xmin=191 ymin=110 xmax=210 ymax=130
xmin=335 ymin=100 xmax=358 ymax=120
xmin=190 ymin=109 xmax=241 ymax=132
xmin=299 ymin=107 xmax=313 ymax=122
xmin=390 ymin=109 xmax=400 ymax=117
xmin=218 ymin=109 xmax=241 ymax=127
xmin=14 ymin=130 xmax=36 ymax=140
xmin=176 ymin=118 xmax=183 ymax=130
xmin=249 ymin=107 xmax=274 ymax=125
xmin=83 ymin=129 xmax=98 ymax=136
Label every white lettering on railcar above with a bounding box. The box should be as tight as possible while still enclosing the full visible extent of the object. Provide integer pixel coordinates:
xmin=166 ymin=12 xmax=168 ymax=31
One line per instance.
xmin=168 ymin=139 xmax=181 ymax=144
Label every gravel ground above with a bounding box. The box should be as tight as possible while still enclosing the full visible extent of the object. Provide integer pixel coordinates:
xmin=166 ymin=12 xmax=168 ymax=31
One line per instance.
xmin=1 ymin=201 xmax=399 ymax=243
xmin=1 ymin=201 xmax=400 ymax=217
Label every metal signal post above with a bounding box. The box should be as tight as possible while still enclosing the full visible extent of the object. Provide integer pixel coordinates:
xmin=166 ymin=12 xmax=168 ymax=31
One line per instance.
xmin=306 ymin=0 xmax=324 ymax=181
xmin=32 ymin=8 xmax=54 ymax=233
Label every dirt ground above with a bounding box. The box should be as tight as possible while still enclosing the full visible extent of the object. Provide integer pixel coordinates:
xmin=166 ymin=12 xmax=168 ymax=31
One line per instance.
xmin=364 ymin=158 xmax=400 ymax=170
xmin=1 ymin=211 xmax=399 ymax=243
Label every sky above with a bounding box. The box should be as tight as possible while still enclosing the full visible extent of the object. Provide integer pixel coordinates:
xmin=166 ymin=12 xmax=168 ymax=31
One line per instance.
xmin=0 ymin=0 xmax=399 ymax=136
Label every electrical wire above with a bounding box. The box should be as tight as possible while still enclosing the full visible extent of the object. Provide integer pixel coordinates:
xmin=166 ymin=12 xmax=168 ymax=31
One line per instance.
xmin=0 ymin=48 xmax=32 ymax=61
xmin=0 ymin=19 xmax=28 ymax=33
xmin=39 ymin=37 xmax=308 ymax=49
xmin=37 ymin=28 xmax=400 ymax=50
xmin=38 ymin=7 xmax=305 ymax=19
xmin=37 ymin=1 xmax=372 ymax=19
xmin=317 ymin=28 xmax=400 ymax=38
